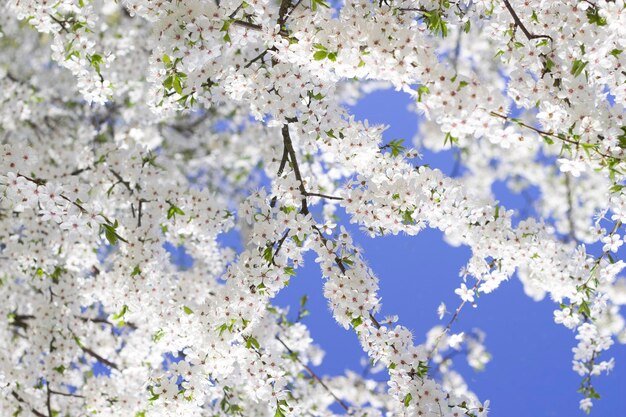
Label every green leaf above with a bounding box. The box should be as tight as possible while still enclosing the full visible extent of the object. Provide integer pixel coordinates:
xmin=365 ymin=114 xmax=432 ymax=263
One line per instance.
xmin=403 ymin=393 xmax=412 ymax=407
xmin=423 ymin=9 xmax=448 ymax=37
xmin=313 ymin=51 xmax=328 ymax=60
xmin=310 ymin=0 xmax=329 ymax=11
xmin=183 ymin=306 xmax=194 ymax=315
xmin=131 ymin=265 xmax=141 ymax=277
xmin=152 ymin=329 xmax=165 ymax=342
xmin=284 ymin=266 xmax=296 ymax=276
xmin=167 ymin=203 xmax=185 ymax=220
xmin=463 ymin=20 xmax=471 ymax=33
xmin=444 ymin=132 xmax=459 ymax=147
xmin=103 ymin=225 xmax=118 ymax=245
xmin=163 ymin=75 xmax=173 ymax=90
xmin=578 ymin=301 xmax=591 ymax=318
xmin=351 ymin=316 xmax=363 ymax=328
xmin=245 ymin=336 xmax=260 ymax=350
xmin=586 ymin=7 xmax=607 ymax=26
xmin=387 ymin=139 xmax=406 ymax=157
xmin=571 ymin=59 xmax=588 ymax=77
xmin=417 ymin=85 xmax=430 ymax=102
xmin=173 ymin=76 xmax=184 ymax=95
xmin=263 ymin=246 xmax=274 ymax=264
xmin=113 ymin=304 xmax=128 ymax=320
xmin=220 ymin=20 xmax=232 ymax=32
xmin=300 ymin=295 xmax=308 ymax=308
xmin=530 ymin=10 xmax=539 ymax=23
xmin=89 ymin=53 xmax=104 ymax=73
xmin=416 ymin=361 xmax=430 ymax=378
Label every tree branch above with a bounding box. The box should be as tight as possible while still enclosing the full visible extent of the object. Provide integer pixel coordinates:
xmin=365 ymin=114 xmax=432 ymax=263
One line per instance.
xmin=501 ymin=0 xmax=553 ymax=42
xmin=275 ymin=335 xmax=350 ymax=411
xmin=11 ymin=391 xmax=47 ymax=417
xmin=80 ymin=345 xmax=119 ymax=370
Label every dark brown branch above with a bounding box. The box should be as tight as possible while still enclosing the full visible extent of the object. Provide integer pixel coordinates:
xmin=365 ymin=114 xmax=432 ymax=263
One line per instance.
xmin=48 ymin=388 xmax=85 ymax=399
xmin=281 ymin=124 xmax=309 ymax=215
xmin=273 ymin=229 xmax=291 ymax=260
xmin=138 ymin=199 xmax=144 ymax=228
xmin=11 ymin=391 xmax=47 ymax=417
xmin=304 ymin=191 xmax=343 ymax=201
xmin=109 ymin=169 xmax=134 ymax=194
xmin=244 ymin=48 xmax=270 ymax=69
xmin=45 ymin=384 xmax=52 ymax=417
xmin=232 ymin=19 xmax=263 ymax=32
xmin=47 ymin=14 xmax=70 ymax=34
xmin=69 ymin=166 xmax=91 ymax=176
xmin=501 ymin=0 xmax=553 ymax=42
xmin=277 ymin=0 xmax=292 ymax=29
xmin=489 ymin=111 xmax=618 ymax=160
xmin=231 ymin=19 xmax=289 ymax=37
xmin=80 ymin=345 xmax=119 ymax=370
xmin=75 ymin=315 xmax=138 ymax=330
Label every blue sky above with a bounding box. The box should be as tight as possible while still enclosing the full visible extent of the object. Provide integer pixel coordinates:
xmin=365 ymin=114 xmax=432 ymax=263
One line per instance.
xmin=272 ymin=88 xmax=626 ymax=417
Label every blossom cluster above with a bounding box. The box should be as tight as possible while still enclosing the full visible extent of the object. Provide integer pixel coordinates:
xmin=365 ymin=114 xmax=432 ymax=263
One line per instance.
xmin=1 ymin=0 xmax=625 ymax=416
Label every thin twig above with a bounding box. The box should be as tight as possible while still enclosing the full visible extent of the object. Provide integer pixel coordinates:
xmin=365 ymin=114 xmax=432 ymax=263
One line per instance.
xmin=428 ymin=278 xmax=482 ymax=360
xmin=11 ymin=391 xmax=47 ymax=417
xmin=80 ymin=345 xmax=119 ymax=370
xmin=304 ymin=191 xmax=343 ymax=201
xmin=275 ymin=335 xmax=350 ymax=411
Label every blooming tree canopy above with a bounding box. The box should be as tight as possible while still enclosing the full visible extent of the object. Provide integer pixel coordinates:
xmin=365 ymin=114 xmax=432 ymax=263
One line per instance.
xmin=1 ymin=0 xmax=625 ymax=416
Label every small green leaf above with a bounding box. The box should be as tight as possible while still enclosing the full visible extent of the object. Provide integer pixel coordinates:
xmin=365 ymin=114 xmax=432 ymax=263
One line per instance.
xmin=571 ymin=59 xmax=588 ymax=77
xmin=183 ymin=306 xmax=194 ymax=315
xmin=403 ymin=393 xmax=412 ymax=407
xmin=173 ymin=76 xmax=184 ymax=95
xmin=417 ymin=85 xmax=430 ymax=102
xmin=578 ymin=301 xmax=591 ymax=318
xmin=463 ymin=20 xmax=471 ymax=33
xmin=310 ymin=0 xmax=329 ymax=11
xmin=586 ymin=7 xmax=607 ymax=26
xmin=245 ymin=336 xmax=260 ymax=350
xmin=152 ymin=329 xmax=165 ymax=342
xmin=530 ymin=10 xmax=539 ymax=23
xmin=167 ymin=203 xmax=185 ymax=220
xmin=313 ymin=51 xmax=328 ymax=60
xmin=113 ymin=305 xmax=128 ymax=320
